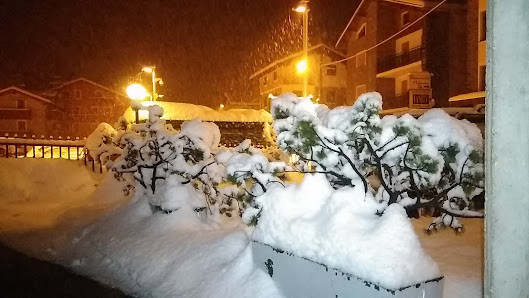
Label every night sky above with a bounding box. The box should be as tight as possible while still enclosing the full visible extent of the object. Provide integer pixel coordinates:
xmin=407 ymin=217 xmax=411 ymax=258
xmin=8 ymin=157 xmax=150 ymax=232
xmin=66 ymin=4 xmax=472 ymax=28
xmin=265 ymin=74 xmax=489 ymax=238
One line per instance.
xmin=0 ymin=0 xmax=358 ymax=107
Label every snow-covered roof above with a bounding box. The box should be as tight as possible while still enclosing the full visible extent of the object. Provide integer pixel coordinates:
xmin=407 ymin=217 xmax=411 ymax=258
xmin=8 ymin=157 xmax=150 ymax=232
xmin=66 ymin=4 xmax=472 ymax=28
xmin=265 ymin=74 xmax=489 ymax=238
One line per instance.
xmin=124 ymin=101 xmax=273 ymax=123
xmin=449 ymin=91 xmax=485 ymax=102
xmin=0 ymin=86 xmax=53 ymax=104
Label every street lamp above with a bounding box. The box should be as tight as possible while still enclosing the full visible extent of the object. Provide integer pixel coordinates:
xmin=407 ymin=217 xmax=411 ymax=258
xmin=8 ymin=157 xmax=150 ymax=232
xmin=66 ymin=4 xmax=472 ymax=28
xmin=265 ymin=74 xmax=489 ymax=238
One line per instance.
xmin=126 ymin=83 xmax=149 ymax=100
xmin=126 ymin=83 xmax=149 ymax=124
xmin=294 ymin=1 xmax=309 ymax=97
xmin=141 ymin=66 xmax=163 ymax=101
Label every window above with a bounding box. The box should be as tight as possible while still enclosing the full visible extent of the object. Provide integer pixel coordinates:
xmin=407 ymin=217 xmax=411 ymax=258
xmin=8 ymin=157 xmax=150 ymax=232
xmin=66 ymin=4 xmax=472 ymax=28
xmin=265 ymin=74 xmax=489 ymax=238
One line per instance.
xmin=273 ymin=71 xmax=278 ymax=81
xmin=94 ymin=90 xmax=103 ymax=98
xmin=75 ymin=90 xmax=81 ymax=99
xmin=326 ymin=65 xmax=337 ymax=76
xmin=356 ymin=23 xmax=366 ymax=39
xmin=16 ymin=99 xmax=26 ymax=109
xmin=263 ymin=76 xmax=268 ymax=86
xmin=401 ymin=11 xmax=410 ymax=27
xmin=356 ymin=51 xmax=367 ymax=68
xmin=17 ymin=120 xmax=27 ymax=131
xmin=479 ymin=11 xmax=487 ymax=42
xmin=401 ymin=41 xmax=410 ymax=53
xmin=400 ymin=80 xmax=409 ymax=96
xmin=356 ymin=84 xmax=367 ymax=98
xmin=479 ymin=65 xmax=486 ymax=91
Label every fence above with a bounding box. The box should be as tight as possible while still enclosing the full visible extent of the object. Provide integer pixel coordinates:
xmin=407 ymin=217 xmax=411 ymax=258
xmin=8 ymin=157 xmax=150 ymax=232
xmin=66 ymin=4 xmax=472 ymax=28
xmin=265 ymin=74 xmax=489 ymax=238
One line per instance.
xmin=0 ymin=133 xmax=106 ymax=173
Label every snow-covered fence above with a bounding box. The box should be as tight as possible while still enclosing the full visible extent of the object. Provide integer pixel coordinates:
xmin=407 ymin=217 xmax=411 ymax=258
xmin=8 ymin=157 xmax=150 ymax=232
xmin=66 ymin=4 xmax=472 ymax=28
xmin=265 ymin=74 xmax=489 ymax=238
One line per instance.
xmin=0 ymin=133 xmax=108 ymax=173
xmin=0 ymin=133 xmax=86 ymax=159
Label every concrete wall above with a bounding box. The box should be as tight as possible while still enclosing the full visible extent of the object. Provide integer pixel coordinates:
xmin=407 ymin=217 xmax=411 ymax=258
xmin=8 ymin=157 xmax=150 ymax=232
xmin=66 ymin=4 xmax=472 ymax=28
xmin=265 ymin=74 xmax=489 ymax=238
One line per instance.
xmin=485 ymin=1 xmax=529 ymax=297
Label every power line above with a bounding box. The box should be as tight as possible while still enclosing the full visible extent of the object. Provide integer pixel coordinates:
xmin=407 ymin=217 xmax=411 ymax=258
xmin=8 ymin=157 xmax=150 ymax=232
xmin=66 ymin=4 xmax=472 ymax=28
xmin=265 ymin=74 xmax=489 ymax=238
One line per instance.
xmin=321 ymin=0 xmax=448 ymax=67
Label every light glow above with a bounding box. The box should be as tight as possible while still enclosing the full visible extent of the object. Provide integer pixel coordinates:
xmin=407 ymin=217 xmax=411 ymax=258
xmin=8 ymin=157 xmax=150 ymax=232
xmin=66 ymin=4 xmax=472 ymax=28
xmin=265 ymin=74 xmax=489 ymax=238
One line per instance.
xmin=141 ymin=67 xmax=154 ymax=73
xmin=219 ymin=104 xmax=225 ymax=108
xmin=296 ymin=60 xmax=308 ymax=73
xmin=126 ymin=84 xmax=149 ymax=100
xmin=294 ymin=5 xmax=307 ymax=13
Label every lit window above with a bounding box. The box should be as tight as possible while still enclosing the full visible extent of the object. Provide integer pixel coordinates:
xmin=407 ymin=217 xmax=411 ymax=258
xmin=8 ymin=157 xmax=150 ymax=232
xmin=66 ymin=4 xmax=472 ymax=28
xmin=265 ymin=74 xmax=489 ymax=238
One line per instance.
xmin=17 ymin=120 xmax=27 ymax=131
xmin=356 ymin=23 xmax=366 ymax=39
xmin=326 ymin=65 xmax=337 ymax=76
xmin=16 ymin=99 xmax=26 ymax=109
xmin=479 ymin=11 xmax=486 ymax=42
xmin=401 ymin=11 xmax=410 ymax=27
xmin=356 ymin=51 xmax=367 ymax=68
xmin=356 ymin=84 xmax=367 ymax=98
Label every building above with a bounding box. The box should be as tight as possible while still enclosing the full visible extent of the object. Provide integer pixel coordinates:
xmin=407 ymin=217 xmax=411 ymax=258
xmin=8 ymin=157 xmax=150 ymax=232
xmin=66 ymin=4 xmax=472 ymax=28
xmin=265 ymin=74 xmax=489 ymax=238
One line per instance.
xmin=0 ymin=86 xmax=54 ymax=137
xmin=44 ymin=78 xmax=130 ymax=137
xmin=449 ymin=0 xmax=486 ymax=107
xmin=335 ymin=0 xmax=467 ymax=110
xmin=0 ymin=78 xmax=130 ymax=138
xmin=249 ymin=44 xmax=348 ymax=110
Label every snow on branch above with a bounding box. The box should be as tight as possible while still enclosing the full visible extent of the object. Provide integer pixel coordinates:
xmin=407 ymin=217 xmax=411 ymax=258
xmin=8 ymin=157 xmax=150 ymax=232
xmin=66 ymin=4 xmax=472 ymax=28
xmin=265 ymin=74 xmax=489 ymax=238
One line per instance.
xmin=270 ymin=92 xmax=485 ymax=231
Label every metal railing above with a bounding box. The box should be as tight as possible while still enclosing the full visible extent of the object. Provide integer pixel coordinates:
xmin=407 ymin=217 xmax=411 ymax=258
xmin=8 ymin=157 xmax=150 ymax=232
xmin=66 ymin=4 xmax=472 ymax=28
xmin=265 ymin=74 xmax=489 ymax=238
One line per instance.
xmin=377 ymin=46 xmax=426 ymax=73
xmin=0 ymin=133 xmax=105 ymax=173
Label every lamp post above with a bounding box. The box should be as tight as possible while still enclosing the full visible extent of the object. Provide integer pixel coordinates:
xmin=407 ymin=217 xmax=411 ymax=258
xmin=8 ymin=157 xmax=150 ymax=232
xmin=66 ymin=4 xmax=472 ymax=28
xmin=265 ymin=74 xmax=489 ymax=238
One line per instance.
xmin=141 ymin=66 xmax=163 ymax=101
xmin=294 ymin=1 xmax=309 ymax=97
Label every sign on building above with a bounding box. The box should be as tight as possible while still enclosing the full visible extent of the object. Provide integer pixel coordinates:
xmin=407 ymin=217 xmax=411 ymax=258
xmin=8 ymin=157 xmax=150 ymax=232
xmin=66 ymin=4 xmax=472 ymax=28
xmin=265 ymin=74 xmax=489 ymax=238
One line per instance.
xmin=409 ymin=89 xmax=433 ymax=108
xmin=408 ymin=72 xmax=433 ymax=108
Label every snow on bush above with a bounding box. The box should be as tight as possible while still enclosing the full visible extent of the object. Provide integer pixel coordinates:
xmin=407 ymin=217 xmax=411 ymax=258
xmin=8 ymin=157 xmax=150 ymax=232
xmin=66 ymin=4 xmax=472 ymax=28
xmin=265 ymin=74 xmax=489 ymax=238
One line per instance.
xmin=266 ymin=92 xmax=484 ymax=232
xmin=241 ymin=92 xmax=485 ymax=289
xmin=87 ymin=104 xmax=286 ymax=221
xmin=252 ymin=173 xmax=441 ymax=289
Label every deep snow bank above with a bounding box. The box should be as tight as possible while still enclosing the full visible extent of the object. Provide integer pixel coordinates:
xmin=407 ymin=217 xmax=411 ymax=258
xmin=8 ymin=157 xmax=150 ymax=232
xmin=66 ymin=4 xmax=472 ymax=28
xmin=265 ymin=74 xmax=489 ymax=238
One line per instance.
xmin=62 ymin=194 xmax=283 ymax=298
xmin=252 ymin=174 xmax=441 ymax=290
xmin=0 ymin=159 xmax=106 ymax=232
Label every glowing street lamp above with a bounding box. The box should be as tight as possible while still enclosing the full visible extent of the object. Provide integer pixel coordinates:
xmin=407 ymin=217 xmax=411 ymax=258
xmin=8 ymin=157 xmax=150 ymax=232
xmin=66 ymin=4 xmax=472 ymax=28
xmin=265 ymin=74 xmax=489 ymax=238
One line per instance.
xmin=296 ymin=60 xmax=308 ymax=74
xmin=126 ymin=83 xmax=149 ymax=124
xmin=126 ymin=83 xmax=149 ymax=100
xmin=293 ymin=1 xmax=310 ymax=97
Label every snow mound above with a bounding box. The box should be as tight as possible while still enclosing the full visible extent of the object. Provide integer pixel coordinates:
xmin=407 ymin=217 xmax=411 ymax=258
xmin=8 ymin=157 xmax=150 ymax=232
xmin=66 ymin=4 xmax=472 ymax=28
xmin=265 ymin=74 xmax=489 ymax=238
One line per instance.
xmin=252 ymin=173 xmax=441 ymax=290
xmin=123 ymin=101 xmax=273 ymax=123
xmin=64 ymin=193 xmax=283 ymax=298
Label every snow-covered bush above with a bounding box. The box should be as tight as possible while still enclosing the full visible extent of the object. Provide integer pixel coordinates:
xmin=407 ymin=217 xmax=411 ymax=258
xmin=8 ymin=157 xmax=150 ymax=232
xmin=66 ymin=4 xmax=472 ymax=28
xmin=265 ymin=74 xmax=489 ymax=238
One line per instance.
xmin=90 ymin=104 xmax=287 ymax=220
xmin=85 ymin=122 xmax=123 ymax=163
xmin=269 ymin=92 xmax=484 ymax=231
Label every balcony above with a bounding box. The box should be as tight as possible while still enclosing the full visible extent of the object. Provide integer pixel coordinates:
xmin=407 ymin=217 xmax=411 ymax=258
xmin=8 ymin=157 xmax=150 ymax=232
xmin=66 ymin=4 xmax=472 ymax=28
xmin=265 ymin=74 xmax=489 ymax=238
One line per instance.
xmin=0 ymin=109 xmax=31 ymax=119
xmin=377 ymin=46 xmax=426 ymax=75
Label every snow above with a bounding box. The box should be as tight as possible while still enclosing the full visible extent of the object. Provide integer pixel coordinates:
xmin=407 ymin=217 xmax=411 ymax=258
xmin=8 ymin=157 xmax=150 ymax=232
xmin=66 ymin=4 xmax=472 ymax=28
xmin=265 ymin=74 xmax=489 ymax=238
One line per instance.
xmin=251 ymin=173 xmax=441 ymax=290
xmin=0 ymin=151 xmax=484 ymax=298
xmin=123 ymin=101 xmax=273 ymax=123
xmin=0 ymin=158 xmax=108 ymax=233
xmin=0 ymin=158 xmax=283 ymax=298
